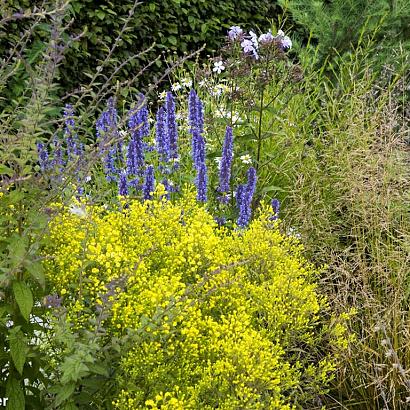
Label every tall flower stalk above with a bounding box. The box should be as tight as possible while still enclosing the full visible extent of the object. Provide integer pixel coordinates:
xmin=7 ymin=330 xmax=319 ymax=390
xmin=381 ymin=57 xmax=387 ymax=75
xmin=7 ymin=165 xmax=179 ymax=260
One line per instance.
xmin=188 ymin=89 xmax=208 ymax=202
xmin=218 ymin=126 xmax=234 ymax=203
xmin=237 ymin=167 xmax=257 ymax=227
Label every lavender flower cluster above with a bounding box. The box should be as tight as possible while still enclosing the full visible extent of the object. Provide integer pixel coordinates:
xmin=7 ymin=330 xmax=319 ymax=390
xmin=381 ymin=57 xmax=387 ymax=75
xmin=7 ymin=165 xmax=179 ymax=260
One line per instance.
xmin=227 ymin=26 xmax=292 ymax=59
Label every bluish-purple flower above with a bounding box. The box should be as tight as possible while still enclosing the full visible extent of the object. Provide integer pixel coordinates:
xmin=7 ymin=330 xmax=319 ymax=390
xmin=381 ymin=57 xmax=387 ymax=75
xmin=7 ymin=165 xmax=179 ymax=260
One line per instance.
xmin=165 ymin=92 xmax=178 ymax=162
xmin=197 ymin=97 xmax=204 ymax=135
xmin=127 ymin=104 xmax=146 ymax=176
xmin=236 ymin=167 xmax=257 ymax=227
xmin=155 ymin=106 xmax=170 ymax=163
xmin=52 ymin=134 xmax=64 ymax=171
xmin=188 ymin=89 xmax=199 ymax=135
xmin=228 ymin=26 xmax=243 ymax=41
xmin=64 ymin=104 xmax=81 ymax=163
xmin=246 ymin=166 xmax=257 ymax=199
xmin=161 ymin=178 xmax=171 ymax=200
xmin=276 ymin=29 xmax=292 ymax=50
xmin=241 ymin=39 xmax=259 ymax=59
xmin=196 ymin=161 xmax=208 ymax=202
xmin=36 ymin=142 xmax=49 ymax=172
xmin=126 ymin=137 xmax=139 ymax=176
xmin=97 ymin=98 xmax=122 ymax=177
xmin=136 ymin=95 xmax=150 ymax=138
xmin=143 ymin=165 xmax=155 ymax=200
xmin=192 ymin=131 xmax=206 ymax=170
xmin=258 ymin=31 xmax=274 ymax=45
xmin=218 ymin=126 xmax=234 ymax=197
xmin=104 ymin=148 xmax=117 ymax=182
xmin=271 ymin=198 xmax=280 ymax=220
xmin=96 ymin=97 xmax=118 ymax=143
xmin=118 ymin=169 xmax=128 ymax=196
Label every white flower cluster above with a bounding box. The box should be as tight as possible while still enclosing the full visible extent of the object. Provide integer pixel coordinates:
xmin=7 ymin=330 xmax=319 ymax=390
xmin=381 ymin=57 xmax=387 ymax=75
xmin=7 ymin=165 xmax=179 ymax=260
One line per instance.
xmin=159 ymin=78 xmax=193 ymax=99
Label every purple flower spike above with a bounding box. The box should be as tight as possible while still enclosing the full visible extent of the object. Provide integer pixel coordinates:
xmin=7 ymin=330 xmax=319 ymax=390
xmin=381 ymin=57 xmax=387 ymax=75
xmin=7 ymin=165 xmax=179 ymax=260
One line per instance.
xmin=155 ymin=106 xmax=170 ymax=163
xmin=162 ymin=178 xmax=171 ymax=200
xmin=97 ymin=97 xmax=118 ymax=142
xmin=97 ymin=98 xmax=122 ymax=173
xmin=165 ymin=92 xmax=178 ymax=161
xmin=192 ymin=132 xmax=206 ymax=170
xmin=143 ymin=165 xmax=155 ymax=200
xmin=126 ymin=137 xmax=138 ymax=176
xmin=52 ymin=134 xmax=64 ymax=172
xmin=188 ymin=89 xmax=199 ymax=134
xmin=64 ymin=104 xmax=80 ymax=162
xmin=218 ymin=126 xmax=234 ymax=197
xmin=37 ymin=142 xmax=49 ymax=172
xmin=236 ymin=167 xmax=257 ymax=227
xmin=194 ymin=133 xmax=207 ymax=202
xmin=118 ymin=169 xmax=128 ymax=196
xmin=196 ymin=162 xmax=208 ymax=202
xmin=136 ymin=94 xmax=150 ymax=138
xmin=188 ymin=89 xmax=204 ymax=135
xmin=271 ymin=198 xmax=280 ymax=220
xmin=246 ymin=166 xmax=257 ymax=199
xmin=127 ymin=104 xmax=146 ymax=176
xmin=64 ymin=104 xmax=75 ymax=131
xmin=104 ymin=148 xmax=117 ymax=182
xmin=196 ymin=97 xmax=204 ymax=135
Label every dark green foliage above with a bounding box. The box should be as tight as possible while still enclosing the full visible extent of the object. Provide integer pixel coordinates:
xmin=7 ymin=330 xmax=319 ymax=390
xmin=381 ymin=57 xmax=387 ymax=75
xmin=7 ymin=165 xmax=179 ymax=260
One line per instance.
xmin=1 ymin=0 xmax=281 ymax=95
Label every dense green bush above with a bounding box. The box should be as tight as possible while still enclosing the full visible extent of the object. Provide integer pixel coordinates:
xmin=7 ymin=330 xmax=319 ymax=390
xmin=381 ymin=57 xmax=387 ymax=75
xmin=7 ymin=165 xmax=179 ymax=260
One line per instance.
xmin=1 ymin=0 xmax=281 ymax=95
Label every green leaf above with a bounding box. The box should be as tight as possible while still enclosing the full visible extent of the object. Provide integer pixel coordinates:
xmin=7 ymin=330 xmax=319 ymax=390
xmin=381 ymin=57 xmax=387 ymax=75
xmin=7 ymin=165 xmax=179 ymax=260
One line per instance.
xmin=9 ymin=329 xmax=27 ymax=375
xmin=168 ymin=36 xmax=177 ymax=46
xmin=0 ymin=165 xmax=13 ymax=175
xmin=7 ymin=234 xmax=27 ymax=269
xmin=25 ymin=260 xmax=45 ymax=289
xmin=88 ymin=362 xmax=109 ymax=377
xmin=61 ymin=357 xmax=90 ymax=384
xmin=261 ymin=185 xmax=288 ymax=194
xmin=12 ymin=282 xmax=33 ymax=321
xmin=95 ymin=10 xmax=105 ymax=20
xmin=55 ymin=382 xmax=76 ymax=406
xmin=149 ymin=3 xmax=155 ymax=12
xmin=6 ymin=377 xmax=25 ymax=410
xmin=63 ymin=402 xmax=78 ymax=410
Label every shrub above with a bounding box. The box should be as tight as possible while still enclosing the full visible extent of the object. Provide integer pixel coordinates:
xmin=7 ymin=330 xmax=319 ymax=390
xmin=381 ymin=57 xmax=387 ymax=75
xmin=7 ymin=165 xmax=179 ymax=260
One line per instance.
xmin=42 ymin=192 xmax=350 ymax=409
xmin=1 ymin=0 xmax=282 ymax=97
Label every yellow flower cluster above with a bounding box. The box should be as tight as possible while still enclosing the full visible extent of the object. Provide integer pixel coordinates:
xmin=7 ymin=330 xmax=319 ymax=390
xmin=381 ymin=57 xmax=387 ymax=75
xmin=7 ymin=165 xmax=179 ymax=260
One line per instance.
xmin=44 ymin=193 xmax=349 ymax=409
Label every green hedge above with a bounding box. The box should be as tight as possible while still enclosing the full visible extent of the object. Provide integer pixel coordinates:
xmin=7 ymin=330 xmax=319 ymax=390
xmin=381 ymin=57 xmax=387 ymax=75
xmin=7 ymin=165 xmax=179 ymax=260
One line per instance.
xmin=1 ymin=0 xmax=281 ymax=94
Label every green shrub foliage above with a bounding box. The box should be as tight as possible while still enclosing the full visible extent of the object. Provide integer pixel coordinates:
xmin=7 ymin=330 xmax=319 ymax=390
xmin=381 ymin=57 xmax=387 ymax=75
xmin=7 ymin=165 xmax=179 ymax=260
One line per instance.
xmin=1 ymin=0 xmax=280 ymax=94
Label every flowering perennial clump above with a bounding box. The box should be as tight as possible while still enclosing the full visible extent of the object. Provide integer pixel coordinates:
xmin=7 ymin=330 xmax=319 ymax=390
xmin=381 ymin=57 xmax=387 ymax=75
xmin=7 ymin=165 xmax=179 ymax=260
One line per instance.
xmin=44 ymin=193 xmax=350 ymax=409
xmin=37 ymin=24 xmax=294 ymax=227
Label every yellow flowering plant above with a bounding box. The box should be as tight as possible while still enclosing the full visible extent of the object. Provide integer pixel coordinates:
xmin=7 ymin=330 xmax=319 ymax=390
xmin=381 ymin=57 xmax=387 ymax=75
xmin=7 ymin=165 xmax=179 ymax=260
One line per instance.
xmin=42 ymin=190 xmax=351 ymax=409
